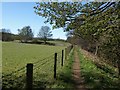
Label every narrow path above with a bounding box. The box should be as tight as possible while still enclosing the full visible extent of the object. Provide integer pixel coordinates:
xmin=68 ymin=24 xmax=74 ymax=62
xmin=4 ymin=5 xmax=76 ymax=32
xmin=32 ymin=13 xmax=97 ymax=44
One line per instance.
xmin=72 ymin=46 xmax=85 ymax=90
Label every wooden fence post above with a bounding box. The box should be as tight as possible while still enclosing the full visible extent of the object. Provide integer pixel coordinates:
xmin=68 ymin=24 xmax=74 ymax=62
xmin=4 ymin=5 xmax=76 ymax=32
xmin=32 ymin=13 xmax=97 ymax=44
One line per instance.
xmin=54 ymin=53 xmax=57 ymax=79
xmin=61 ymin=50 xmax=64 ymax=66
xmin=26 ymin=63 xmax=33 ymax=90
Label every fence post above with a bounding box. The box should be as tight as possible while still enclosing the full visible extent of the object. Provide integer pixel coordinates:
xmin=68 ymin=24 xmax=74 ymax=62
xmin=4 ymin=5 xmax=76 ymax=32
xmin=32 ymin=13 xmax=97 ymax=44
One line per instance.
xmin=54 ymin=53 xmax=57 ymax=79
xmin=26 ymin=63 xmax=33 ymax=90
xmin=61 ymin=50 xmax=64 ymax=66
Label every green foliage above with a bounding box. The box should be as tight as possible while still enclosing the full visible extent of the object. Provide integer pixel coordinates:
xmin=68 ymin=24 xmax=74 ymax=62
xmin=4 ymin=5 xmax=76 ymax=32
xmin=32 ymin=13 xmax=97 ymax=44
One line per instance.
xmin=0 ymin=29 xmax=14 ymax=41
xmin=34 ymin=2 xmax=85 ymax=31
xmin=18 ymin=26 xmax=34 ymax=42
xmin=65 ymin=2 xmax=120 ymax=70
xmin=34 ymin=2 xmax=109 ymax=31
xmin=38 ymin=26 xmax=53 ymax=44
xmin=34 ymin=1 xmax=120 ymax=75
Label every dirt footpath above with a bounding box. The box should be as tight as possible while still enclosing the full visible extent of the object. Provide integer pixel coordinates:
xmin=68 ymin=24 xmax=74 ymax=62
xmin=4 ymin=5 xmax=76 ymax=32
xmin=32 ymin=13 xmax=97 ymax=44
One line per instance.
xmin=72 ymin=46 xmax=86 ymax=90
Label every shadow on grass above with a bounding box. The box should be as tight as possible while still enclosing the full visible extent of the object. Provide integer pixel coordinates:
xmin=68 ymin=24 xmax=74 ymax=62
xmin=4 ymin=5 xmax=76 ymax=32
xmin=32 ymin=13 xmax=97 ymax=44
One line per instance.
xmin=33 ymin=73 xmax=55 ymax=89
xmin=33 ymin=71 xmax=74 ymax=89
xmin=2 ymin=75 xmax=26 ymax=89
xmin=2 ymin=73 xmax=51 ymax=90
xmin=82 ymin=71 xmax=120 ymax=90
xmin=21 ymin=41 xmax=55 ymax=46
xmin=94 ymin=62 xmax=119 ymax=78
xmin=2 ymin=63 xmax=74 ymax=89
xmin=2 ymin=49 xmax=74 ymax=90
xmin=58 ymin=72 xmax=74 ymax=85
xmin=78 ymin=48 xmax=120 ymax=90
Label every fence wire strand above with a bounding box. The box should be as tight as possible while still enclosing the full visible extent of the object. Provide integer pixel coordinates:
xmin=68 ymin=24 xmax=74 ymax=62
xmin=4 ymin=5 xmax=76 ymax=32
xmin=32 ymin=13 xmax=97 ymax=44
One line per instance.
xmin=2 ymin=66 xmax=26 ymax=78
xmin=3 ymin=46 xmax=73 ymax=89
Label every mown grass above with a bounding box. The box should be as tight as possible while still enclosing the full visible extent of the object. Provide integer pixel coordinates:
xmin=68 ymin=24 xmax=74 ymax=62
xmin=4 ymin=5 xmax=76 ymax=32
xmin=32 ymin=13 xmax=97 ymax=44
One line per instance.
xmin=78 ymin=48 xmax=120 ymax=89
xmin=2 ymin=42 xmax=66 ymax=88
xmin=2 ymin=42 xmax=65 ymax=74
xmin=2 ymin=42 xmax=74 ymax=89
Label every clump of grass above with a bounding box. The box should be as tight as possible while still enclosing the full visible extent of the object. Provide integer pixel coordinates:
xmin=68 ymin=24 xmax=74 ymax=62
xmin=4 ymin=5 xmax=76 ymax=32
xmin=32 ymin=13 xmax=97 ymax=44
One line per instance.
xmin=78 ymin=48 xmax=120 ymax=89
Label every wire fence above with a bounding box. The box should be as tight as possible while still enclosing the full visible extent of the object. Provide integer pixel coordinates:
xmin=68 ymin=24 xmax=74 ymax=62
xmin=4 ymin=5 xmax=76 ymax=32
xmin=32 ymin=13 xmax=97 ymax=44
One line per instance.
xmin=2 ymin=66 xmax=26 ymax=88
xmin=2 ymin=45 xmax=73 ymax=89
xmin=33 ymin=53 xmax=55 ymax=88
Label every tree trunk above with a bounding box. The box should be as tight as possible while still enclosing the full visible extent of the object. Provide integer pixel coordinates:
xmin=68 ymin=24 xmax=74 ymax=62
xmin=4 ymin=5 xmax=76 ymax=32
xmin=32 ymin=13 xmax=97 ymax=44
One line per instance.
xmin=44 ymin=37 xmax=47 ymax=44
xmin=95 ymin=45 xmax=98 ymax=56
xmin=44 ymin=39 xmax=46 ymax=44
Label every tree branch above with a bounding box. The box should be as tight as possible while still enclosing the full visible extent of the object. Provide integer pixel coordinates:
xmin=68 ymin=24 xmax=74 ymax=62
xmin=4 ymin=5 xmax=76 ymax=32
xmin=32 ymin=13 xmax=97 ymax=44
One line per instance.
xmin=90 ymin=2 xmax=115 ymax=16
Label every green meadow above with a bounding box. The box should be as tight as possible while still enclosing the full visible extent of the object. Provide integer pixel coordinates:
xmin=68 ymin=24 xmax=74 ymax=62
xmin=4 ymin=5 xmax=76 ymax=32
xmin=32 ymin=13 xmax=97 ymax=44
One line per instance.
xmin=2 ymin=42 xmax=66 ymax=75
xmin=2 ymin=41 xmax=75 ymax=88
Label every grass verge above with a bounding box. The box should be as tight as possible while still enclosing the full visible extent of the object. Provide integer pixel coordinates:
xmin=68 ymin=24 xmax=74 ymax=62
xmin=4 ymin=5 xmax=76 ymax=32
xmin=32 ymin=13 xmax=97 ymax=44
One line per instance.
xmin=77 ymin=48 xmax=120 ymax=89
xmin=48 ymin=48 xmax=74 ymax=88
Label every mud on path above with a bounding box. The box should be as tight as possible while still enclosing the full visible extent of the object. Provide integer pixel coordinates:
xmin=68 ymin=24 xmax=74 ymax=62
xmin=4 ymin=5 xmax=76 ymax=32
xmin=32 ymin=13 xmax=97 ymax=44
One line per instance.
xmin=72 ymin=46 xmax=86 ymax=90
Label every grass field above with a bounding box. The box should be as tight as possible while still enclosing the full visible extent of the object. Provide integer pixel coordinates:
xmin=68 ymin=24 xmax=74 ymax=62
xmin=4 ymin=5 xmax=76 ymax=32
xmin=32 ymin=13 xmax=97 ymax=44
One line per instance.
xmin=2 ymin=42 xmax=66 ymax=74
xmin=2 ymin=41 xmax=73 ymax=88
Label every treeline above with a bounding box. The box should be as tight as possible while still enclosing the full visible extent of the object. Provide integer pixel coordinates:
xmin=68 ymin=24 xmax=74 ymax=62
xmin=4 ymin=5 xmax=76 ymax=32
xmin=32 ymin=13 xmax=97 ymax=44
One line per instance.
xmin=34 ymin=2 xmax=120 ymax=75
xmin=0 ymin=28 xmax=66 ymax=43
xmin=0 ymin=29 xmax=17 ymax=41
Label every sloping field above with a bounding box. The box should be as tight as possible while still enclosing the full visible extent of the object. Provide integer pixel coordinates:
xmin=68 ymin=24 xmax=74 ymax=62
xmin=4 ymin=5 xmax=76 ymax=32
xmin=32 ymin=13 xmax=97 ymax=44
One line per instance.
xmin=2 ymin=42 xmax=74 ymax=88
xmin=2 ymin=42 xmax=65 ymax=75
